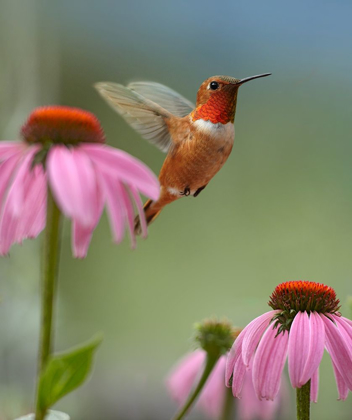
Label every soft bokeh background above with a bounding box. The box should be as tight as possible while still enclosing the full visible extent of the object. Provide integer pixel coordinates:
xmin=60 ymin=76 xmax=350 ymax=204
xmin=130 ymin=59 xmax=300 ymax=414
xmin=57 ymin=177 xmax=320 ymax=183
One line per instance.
xmin=1 ymin=0 xmax=352 ymax=419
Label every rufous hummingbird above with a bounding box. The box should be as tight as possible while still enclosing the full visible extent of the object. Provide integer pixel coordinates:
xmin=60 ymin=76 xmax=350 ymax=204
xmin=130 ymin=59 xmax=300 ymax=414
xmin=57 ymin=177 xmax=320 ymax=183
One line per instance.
xmin=95 ymin=73 xmax=271 ymax=234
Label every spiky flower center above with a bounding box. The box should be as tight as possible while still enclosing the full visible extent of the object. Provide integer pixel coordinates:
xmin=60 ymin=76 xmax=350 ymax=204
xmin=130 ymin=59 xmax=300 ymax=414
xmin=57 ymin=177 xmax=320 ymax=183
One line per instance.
xmin=21 ymin=106 xmax=105 ymax=145
xmin=269 ymin=281 xmax=340 ymax=335
xmin=269 ymin=281 xmax=340 ymax=314
xmin=194 ymin=319 xmax=235 ymax=358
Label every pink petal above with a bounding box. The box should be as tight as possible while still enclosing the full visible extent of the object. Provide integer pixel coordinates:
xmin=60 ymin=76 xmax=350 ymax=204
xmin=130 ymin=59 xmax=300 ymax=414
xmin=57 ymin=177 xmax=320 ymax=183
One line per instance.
xmin=310 ymin=367 xmax=319 ymax=403
xmin=288 ymin=312 xmax=309 ymax=388
xmin=166 ymin=350 xmax=206 ymax=405
xmin=232 ymin=350 xmax=248 ymax=397
xmin=16 ymin=165 xmax=47 ymax=241
xmin=0 ymin=153 xmax=24 ymax=203
xmin=119 ymin=184 xmax=137 ymax=249
xmin=0 ymin=141 xmax=25 ymax=160
xmin=300 ymin=312 xmax=325 ymax=386
xmin=288 ymin=311 xmax=325 ymax=388
xmin=226 ymin=328 xmax=245 ymax=387
xmin=321 ymin=314 xmax=352 ymax=389
xmin=331 ymin=360 xmax=349 ymax=400
xmin=252 ymin=325 xmax=289 ymax=400
xmin=72 ymin=176 xmax=104 ymax=258
xmin=242 ymin=310 xmax=280 ymax=367
xmin=199 ymin=356 xmax=226 ymax=419
xmin=47 ymin=146 xmax=98 ymax=227
xmin=81 ymin=144 xmax=160 ymax=200
xmin=238 ymin=362 xmax=280 ymax=420
xmin=128 ymin=185 xmax=147 ymax=239
xmin=72 ymin=221 xmax=94 ymax=259
xmin=226 ymin=311 xmax=279 ymax=388
xmin=341 ymin=317 xmax=352 ymax=329
xmin=0 ymin=147 xmax=40 ymax=254
xmin=226 ymin=326 xmax=247 ymax=397
xmin=332 ymin=315 xmax=352 ymax=350
xmin=98 ymin=173 xmax=126 ymax=244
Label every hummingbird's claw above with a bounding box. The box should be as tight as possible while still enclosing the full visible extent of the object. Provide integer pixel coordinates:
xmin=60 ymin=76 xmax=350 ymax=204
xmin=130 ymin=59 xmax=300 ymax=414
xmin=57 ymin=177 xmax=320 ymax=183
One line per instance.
xmin=180 ymin=187 xmax=191 ymax=196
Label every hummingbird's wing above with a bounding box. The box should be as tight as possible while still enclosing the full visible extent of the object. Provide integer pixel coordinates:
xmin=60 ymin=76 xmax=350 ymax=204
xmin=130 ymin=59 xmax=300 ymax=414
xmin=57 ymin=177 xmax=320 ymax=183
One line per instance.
xmin=95 ymin=82 xmax=177 ymax=152
xmin=127 ymin=82 xmax=194 ymax=118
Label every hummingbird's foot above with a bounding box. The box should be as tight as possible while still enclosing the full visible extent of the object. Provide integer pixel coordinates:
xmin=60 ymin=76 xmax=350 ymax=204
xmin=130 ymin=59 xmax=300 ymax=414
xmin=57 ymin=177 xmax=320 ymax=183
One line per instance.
xmin=180 ymin=187 xmax=191 ymax=196
xmin=193 ymin=185 xmax=207 ymax=197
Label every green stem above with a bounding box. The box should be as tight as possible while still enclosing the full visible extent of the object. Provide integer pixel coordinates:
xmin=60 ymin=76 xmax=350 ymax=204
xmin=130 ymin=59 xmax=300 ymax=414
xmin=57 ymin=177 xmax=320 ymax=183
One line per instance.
xmin=296 ymin=380 xmax=311 ymax=420
xmin=219 ymin=386 xmax=234 ymax=420
xmin=171 ymin=353 xmax=219 ymax=420
xmin=35 ymin=188 xmax=62 ymax=420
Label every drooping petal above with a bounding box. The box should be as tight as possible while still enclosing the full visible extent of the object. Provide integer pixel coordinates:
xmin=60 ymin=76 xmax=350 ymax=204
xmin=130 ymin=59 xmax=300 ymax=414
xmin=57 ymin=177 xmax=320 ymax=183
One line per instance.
xmin=288 ymin=311 xmax=325 ymax=388
xmin=232 ymin=350 xmax=248 ymax=397
xmin=242 ymin=310 xmax=280 ymax=367
xmin=321 ymin=314 xmax=352 ymax=389
xmin=81 ymin=144 xmax=160 ymax=200
xmin=288 ymin=311 xmax=310 ymax=388
xmin=0 ymin=141 xmax=25 ymax=160
xmin=98 ymin=173 xmax=126 ymax=244
xmin=119 ymin=183 xmax=137 ymax=248
xmin=331 ymin=360 xmax=349 ymax=400
xmin=332 ymin=315 xmax=352 ymax=350
xmin=0 ymin=147 xmax=39 ymax=254
xmin=47 ymin=145 xmax=98 ymax=227
xmin=0 ymin=153 xmax=23 ymax=203
xmin=252 ymin=325 xmax=289 ymax=400
xmin=166 ymin=350 xmax=206 ymax=405
xmin=127 ymin=185 xmax=147 ymax=239
xmin=341 ymin=317 xmax=352 ymax=329
xmin=27 ymin=167 xmax=47 ymax=238
xmin=72 ymin=221 xmax=94 ymax=259
xmin=310 ymin=367 xmax=319 ymax=403
xmin=238 ymin=361 xmax=280 ymax=420
xmin=226 ymin=311 xmax=279 ymax=388
xmin=300 ymin=312 xmax=325 ymax=387
xmin=16 ymin=164 xmax=47 ymax=241
xmin=226 ymin=327 xmax=245 ymax=387
xmin=199 ymin=356 xmax=226 ymax=419
xmin=72 ymin=175 xmax=104 ymax=258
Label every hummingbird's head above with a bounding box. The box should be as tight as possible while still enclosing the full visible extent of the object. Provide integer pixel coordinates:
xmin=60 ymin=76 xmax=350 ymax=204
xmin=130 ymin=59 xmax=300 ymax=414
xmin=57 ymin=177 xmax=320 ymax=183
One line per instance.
xmin=193 ymin=73 xmax=271 ymax=124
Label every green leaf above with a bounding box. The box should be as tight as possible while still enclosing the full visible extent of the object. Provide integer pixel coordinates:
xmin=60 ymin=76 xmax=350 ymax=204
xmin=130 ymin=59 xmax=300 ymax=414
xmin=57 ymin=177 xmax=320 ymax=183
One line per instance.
xmin=37 ymin=334 xmax=103 ymax=411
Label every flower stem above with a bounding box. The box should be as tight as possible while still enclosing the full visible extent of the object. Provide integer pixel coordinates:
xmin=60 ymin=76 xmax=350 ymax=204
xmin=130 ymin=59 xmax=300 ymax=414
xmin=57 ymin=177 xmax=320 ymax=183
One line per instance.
xmin=171 ymin=353 xmax=219 ymax=420
xmin=296 ymin=380 xmax=311 ymax=420
xmin=35 ymin=188 xmax=62 ymax=420
xmin=220 ymin=386 xmax=234 ymax=420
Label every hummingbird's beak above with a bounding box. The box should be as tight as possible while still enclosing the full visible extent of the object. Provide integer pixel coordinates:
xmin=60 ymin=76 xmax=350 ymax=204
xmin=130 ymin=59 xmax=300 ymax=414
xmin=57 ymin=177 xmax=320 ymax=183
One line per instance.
xmin=237 ymin=73 xmax=271 ymax=85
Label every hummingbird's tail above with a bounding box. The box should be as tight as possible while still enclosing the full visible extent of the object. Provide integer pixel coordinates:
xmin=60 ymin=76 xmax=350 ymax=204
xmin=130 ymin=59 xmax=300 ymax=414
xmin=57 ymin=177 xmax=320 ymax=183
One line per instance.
xmin=134 ymin=190 xmax=177 ymax=235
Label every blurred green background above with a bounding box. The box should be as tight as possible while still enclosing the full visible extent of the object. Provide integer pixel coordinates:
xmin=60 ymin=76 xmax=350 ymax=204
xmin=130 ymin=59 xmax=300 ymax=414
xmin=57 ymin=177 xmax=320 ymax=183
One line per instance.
xmin=1 ymin=0 xmax=352 ymax=419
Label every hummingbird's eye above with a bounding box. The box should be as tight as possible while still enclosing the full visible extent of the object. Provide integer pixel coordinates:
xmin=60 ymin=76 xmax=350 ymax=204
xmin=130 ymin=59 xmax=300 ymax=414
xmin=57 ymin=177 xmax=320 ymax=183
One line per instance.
xmin=209 ymin=81 xmax=219 ymax=90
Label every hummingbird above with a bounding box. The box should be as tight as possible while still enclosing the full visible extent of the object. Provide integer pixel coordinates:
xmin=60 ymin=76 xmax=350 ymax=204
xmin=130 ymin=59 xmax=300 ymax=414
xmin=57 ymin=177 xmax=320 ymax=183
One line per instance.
xmin=95 ymin=73 xmax=271 ymax=234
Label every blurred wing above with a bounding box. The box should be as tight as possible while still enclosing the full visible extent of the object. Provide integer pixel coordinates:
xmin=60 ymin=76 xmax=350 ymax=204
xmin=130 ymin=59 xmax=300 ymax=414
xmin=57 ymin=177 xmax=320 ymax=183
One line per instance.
xmin=127 ymin=81 xmax=195 ymax=117
xmin=95 ymin=82 xmax=174 ymax=152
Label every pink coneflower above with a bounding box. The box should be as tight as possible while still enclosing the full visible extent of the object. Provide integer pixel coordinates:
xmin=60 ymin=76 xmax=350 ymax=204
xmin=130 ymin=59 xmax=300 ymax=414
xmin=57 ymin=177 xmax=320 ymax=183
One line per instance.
xmin=226 ymin=281 xmax=352 ymax=403
xmin=167 ymin=349 xmax=283 ymax=419
xmin=0 ymin=106 xmax=159 ymax=257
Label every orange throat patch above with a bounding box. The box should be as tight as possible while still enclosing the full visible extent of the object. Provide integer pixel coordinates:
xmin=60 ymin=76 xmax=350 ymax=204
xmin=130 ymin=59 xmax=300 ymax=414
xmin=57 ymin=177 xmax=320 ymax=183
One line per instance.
xmin=192 ymin=91 xmax=237 ymax=124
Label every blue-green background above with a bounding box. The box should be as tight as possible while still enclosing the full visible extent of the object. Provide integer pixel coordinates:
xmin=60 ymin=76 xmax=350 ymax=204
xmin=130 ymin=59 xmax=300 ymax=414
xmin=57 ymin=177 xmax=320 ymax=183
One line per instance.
xmin=1 ymin=1 xmax=352 ymax=419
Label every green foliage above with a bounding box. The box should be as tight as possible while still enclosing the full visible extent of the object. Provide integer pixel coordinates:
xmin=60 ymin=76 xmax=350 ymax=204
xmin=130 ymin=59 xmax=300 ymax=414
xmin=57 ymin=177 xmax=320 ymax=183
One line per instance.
xmin=37 ymin=335 xmax=103 ymax=412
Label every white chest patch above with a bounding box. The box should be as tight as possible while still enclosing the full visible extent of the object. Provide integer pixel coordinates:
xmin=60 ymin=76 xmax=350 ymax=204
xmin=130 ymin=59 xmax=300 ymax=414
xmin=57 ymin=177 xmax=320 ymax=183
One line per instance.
xmin=193 ymin=119 xmax=235 ymax=140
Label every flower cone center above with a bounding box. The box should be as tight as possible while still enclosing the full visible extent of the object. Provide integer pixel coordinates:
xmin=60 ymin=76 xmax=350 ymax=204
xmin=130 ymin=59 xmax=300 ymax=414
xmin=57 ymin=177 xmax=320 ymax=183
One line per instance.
xmin=21 ymin=106 xmax=105 ymax=145
xmin=269 ymin=281 xmax=340 ymax=314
